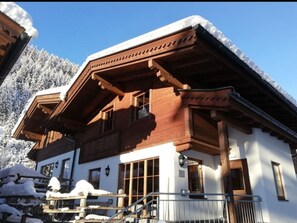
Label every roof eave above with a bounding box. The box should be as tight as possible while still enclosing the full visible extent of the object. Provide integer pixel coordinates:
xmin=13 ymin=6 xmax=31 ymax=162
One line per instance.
xmin=195 ymin=25 xmax=297 ymax=115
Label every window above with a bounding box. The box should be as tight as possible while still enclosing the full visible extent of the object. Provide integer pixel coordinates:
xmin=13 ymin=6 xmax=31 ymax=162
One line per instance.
xmin=188 ymin=159 xmax=204 ymax=195
xmin=102 ymin=107 xmax=114 ymax=132
xmin=89 ymin=168 xmax=101 ymax=189
xmin=41 ymin=163 xmax=54 ymax=177
xmin=133 ymin=91 xmax=150 ymax=121
xmin=118 ymin=158 xmax=159 ymax=206
xmin=271 ymin=161 xmax=286 ymax=200
xmin=60 ymin=159 xmax=70 ymax=179
xmin=230 ymin=168 xmax=245 ymax=190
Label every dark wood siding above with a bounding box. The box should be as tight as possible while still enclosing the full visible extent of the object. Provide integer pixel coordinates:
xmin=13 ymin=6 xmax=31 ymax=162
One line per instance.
xmin=78 ymin=85 xmax=187 ymax=163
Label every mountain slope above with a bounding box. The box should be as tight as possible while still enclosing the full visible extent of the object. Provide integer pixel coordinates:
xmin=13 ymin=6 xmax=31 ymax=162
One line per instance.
xmin=0 ymin=45 xmax=79 ymax=169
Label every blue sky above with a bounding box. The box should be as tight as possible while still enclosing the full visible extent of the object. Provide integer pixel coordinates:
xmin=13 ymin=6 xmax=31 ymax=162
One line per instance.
xmin=17 ymin=2 xmax=297 ymax=101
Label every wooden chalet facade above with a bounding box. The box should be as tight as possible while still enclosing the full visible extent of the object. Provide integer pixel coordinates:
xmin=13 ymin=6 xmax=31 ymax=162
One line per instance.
xmin=12 ymin=16 xmax=297 ymax=223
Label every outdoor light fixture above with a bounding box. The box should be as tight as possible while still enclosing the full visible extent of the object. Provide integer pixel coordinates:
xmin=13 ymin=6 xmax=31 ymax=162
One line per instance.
xmin=55 ymin=161 xmax=59 ymax=169
xmin=178 ymin=154 xmax=187 ymax=167
xmin=105 ymin=165 xmax=110 ymax=177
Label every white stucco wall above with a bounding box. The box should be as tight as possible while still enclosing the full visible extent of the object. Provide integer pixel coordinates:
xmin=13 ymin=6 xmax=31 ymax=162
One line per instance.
xmin=228 ymin=127 xmax=297 ymax=223
xmin=182 ymin=150 xmax=221 ymax=194
xmin=36 ymin=141 xmax=221 ymax=196
xmin=37 ymin=150 xmax=75 ymax=179
xmin=37 ymin=128 xmax=297 ymax=222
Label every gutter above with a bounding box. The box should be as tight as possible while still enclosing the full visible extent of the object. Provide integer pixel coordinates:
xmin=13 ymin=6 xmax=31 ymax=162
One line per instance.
xmin=229 ymin=92 xmax=297 ymax=145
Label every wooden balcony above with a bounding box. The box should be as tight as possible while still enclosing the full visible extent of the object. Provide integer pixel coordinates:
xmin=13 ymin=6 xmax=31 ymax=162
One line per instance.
xmin=37 ymin=137 xmax=75 ymax=161
xmin=79 ymin=130 xmax=120 ymax=163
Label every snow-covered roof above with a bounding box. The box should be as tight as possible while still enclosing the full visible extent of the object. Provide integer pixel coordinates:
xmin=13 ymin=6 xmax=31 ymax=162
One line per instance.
xmin=62 ymin=15 xmax=297 ymax=108
xmin=0 ymin=164 xmax=47 ymax=180
xmin=0 ymin=2 xmax=38 ymax=38
xmin=11 ymin=85 xmax=66 ymax=137
xmin=12 ymin=15 xmax=297 ymax=138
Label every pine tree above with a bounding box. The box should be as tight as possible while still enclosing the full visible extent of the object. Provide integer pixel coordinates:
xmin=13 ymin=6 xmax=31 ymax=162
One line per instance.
xmin=0 ymin=44 xmax=79 ymax=169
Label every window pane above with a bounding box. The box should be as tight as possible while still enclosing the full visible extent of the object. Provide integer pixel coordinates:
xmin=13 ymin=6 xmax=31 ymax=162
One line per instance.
xmin=138 ymin=178 xmax=144 ymax=194
xmin=230 ymin=168 xmax=244 ymax=190
xmin=41 ymin=163 xmax=54 ymax=177
xmin=147 ymin=160 xmax=153 ymax=176
xmin=118 ymin=158 xmax=159 ymax=206
xmin=188 ymin=159 xmax=203 ymax=193
xmin=125 ymin=164 xmax=130 ymax=178
xmin=132 ymin=179 xmax=138 ymax=195
xmin=147 ymin=177 xmax=152 ymax=193
xmin=89 ymin=168 xmax=100 ymax=189
xmin=154 ymin=159 xmax=159 ymax=175
xmin=139 ymin=162 xmax=144 ymax=176
xmin=272 ymin=162 xmax=285 ymax=199
xmin=154 ymin=176 xmax=159 ymax=192
xmin=61 ymin=159 xmax=70 ymax=179
xmin=133 ymin=162 xmax=139 ymax=177
xmin=103 ymin=108 xmax=113 ymax=132
xmin=135 ymin=92 xmax=150 ymax=120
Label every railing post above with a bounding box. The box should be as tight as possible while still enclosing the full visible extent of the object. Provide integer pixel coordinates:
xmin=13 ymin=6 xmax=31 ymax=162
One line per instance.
xmin=156 ymin=195 xmax=159 ymax=221
xmin=79 ymin=197 xmax=86 ymax=220
xmin=49 ymin=199 xmax=56 ymax=222
xmin=118 ymin=189 xmax=125 ymax=219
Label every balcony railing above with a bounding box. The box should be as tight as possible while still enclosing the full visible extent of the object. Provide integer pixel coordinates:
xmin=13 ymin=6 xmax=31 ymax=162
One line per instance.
xmin=104 ymin=192 xmax=263 ymax=223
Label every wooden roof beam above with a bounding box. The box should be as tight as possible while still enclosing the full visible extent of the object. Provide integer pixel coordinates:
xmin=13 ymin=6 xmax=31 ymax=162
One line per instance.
xmin=91 ymin=73 xmax=125 ymax=97
xmin=38 ymin=104 xmax=53 ymax=115
xmin=148 ymin=59 xmax=189 ymax=90
xmin=21 ymin=130 xmax=42 ymax=141
xmin=58 ymin=117 xmax=86 ymax=132
xmin=0 ymin=48 xmax=5 ymax=57
xmin=211 ymin=110 xmax=252 ymax=135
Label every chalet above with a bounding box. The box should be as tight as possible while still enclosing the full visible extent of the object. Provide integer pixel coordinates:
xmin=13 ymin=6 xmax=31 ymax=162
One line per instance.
xmin=12 ymin=16 xmax=297 ymax=223
xmin=0 ymin=3 xmax=37 ymax=85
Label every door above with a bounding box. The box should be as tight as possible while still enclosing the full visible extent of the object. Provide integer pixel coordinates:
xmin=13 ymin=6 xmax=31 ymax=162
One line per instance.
xmin=230 ymin=159 xmax=255 ymax=223
xmin=230 ymin=159 xmax=251 ymax=197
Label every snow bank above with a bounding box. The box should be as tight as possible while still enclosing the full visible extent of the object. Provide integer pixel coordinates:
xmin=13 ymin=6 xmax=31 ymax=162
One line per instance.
xmin=0 ymin=204 xmax=23 ymax=216
xmin=0 ymin=164 xmax=47 ymax=181
xmin=69 ymin=180 xmax=112 ymax=196
xmin=85 ymin=214 xmax=109 ymax=220
xmin=0 ymin=2 xmax=38 ymax=37
xmin=0 ymin=179 xmax=45 ymax=198
xmin=69 ymin=180 xmax=95 ymax=196
xmin=46 ymin=179 xmax=112 ymax=198
xmin=48 ymin=177 xmax=60 ymax=191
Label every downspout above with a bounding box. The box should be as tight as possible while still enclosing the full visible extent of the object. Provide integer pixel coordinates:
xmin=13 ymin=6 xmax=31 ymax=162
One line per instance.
xmin=69 ymin=140 xmax=77 ymax=189
xmin=64 ymin=135 xmax=76 ymax=190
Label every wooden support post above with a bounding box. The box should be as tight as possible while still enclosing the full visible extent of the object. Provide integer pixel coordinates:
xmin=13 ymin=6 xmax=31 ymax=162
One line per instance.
xmin=49 ymin=199 xmax=56 ymax=222
xmin=117 ymin=189 xmax=125 ymax=219
xmin=79 ymin=197 xmax=87 ymax=219
xmin=217 ymin=121 xmax=237 ymax=223
xmin=20 ymin=215 xmax=27 ymax=223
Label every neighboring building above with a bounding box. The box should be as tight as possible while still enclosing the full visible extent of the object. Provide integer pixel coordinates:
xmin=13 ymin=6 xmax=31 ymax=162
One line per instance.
xmin=12 ymin=16 xmax=297 ymax=223
xmin=0 ymin=2 xmax=37 ymax=86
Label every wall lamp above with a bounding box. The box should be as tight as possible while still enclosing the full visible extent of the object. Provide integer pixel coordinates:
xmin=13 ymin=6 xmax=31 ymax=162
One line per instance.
xmin=178 ymin=154 xmax=187 ymax=167
xmin=105 ymin=165 xmax=110 ymax=177
xmin=55 ymin=161 xmax=59 ymax=169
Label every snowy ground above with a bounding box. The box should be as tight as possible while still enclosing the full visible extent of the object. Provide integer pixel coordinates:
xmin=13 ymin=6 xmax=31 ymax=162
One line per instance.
xmin=0 ymin=166 xmax=113 ymax=223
